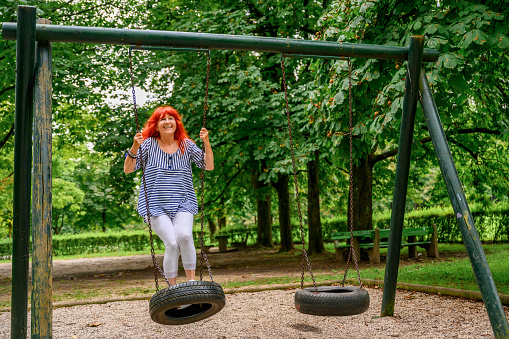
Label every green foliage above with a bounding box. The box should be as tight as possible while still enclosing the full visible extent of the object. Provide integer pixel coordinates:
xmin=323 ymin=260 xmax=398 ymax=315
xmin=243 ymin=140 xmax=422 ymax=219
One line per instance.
xmin=0 ymin=0 xmax=153 ymax=236
xmin=51 ymin=231 xmax=150 ymax=256
xmin=0 ymin=203 xmax=506 ymax=258
xmin=137 ymin=0 xmax=331 ymax=229
xmin=197 ymin=216 xmax=348 ymax=245
xmin=0 ymin=230 xmax=160 ymax=257
xmin=52 ymin=178 xmax=84 ymax=211
xmin=1 ymin=0 xmax=508 ymax=242
xmin=0 ymin=228 xmax=222 ymax=257
xmin=320 ymin=217 xmax=349 ymax=240
xmin=0 ymin=2 xmax=17 ymax=238
xmin=314 ymin=0 xmax=509 ymax=215
xmin=52 ymin=178 xmax=85 ymax=234
xmin=326 ymin=202 xmax=509 ymax=243
xmin=373 ymin=203 xmax=509 ymax=243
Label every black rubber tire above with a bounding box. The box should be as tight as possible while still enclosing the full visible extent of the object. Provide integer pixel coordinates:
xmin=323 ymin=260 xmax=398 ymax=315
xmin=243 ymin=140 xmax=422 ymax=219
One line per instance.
xmin=294 ymin=286 xmax=370 ymax=316
xmin=149 ymin=280 xmax=225 ymax=325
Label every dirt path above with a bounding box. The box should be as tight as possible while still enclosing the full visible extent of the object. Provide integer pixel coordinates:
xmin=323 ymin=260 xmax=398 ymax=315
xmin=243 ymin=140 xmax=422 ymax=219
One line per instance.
xmin=0 ymin=246 xmax=465 ymax=311
xmin=1 ymin=245 xmax=451 ymax=280
xmin=1 ymin=247 xmax=345 ymax=308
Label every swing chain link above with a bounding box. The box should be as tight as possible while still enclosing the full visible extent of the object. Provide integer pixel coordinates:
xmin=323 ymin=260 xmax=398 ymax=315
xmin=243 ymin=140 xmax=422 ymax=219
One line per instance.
xmin=342 ymin=58 xmax=363 ymax=288
xmin=129 ymin=47 xmax=170 ymax=291
xmin=199 ymin=50 xmax=214 ymax=283
xmin=281 ymin=55 xmax=317 ymax=292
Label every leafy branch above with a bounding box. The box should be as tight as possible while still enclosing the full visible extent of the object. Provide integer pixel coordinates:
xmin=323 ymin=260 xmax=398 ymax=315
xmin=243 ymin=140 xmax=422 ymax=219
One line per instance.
xmin=371 ymin=127 xmax=502 ymax=164
xmin=0 ymin=124 xmax=14 ymax=152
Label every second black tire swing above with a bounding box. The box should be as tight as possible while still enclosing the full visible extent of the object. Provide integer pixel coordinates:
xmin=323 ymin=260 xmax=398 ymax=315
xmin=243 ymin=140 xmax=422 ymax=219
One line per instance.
xmin=128 ymin=47 xmax=225 ymax=325
xmin=280 ymin=55 xmax=370 ymax=316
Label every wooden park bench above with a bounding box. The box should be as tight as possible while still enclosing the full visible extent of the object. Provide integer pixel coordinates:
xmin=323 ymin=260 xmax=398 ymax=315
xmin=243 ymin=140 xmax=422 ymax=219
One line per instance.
xmin=331 ymin=224 xmax=439 ymax=264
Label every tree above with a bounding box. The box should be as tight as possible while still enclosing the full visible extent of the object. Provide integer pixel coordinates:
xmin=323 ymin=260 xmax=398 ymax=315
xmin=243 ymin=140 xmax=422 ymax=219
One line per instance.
xmin=138 ymin=0 xmax=331 ymax=251
xmin=308 ymin=0 xmax=509 ymax=231
xmin=52 ymin=178 xmax=85 ymax=234
xmin=307 ymin=150 xmax=326 ymax=253
xmin=0 ymin=2 xmax=19 ymax=237
xmin=252 ymin=163 xmax=273 ymax=247
xmin=0 ymin=0 xmax=155 ymax=231
xmin=3 ymin=0 xmax=506 ymax=245
xmin=272 ymin=172 xmax=295 ymax=251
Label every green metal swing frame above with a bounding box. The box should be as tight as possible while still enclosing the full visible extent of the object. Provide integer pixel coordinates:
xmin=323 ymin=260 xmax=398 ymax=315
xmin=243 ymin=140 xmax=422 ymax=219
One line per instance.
xmin=3 ymin=5 xmax=508 ymax=339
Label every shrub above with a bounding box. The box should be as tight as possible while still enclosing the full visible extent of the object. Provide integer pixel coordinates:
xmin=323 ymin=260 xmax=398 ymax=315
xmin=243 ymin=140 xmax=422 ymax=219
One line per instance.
xmin=1 ymin=203 xmax=506 ymax=258
xmin=0 ymin=230 xmax=165 ymax=257
xmin=371 ymin=204 xmax=509 ymax=243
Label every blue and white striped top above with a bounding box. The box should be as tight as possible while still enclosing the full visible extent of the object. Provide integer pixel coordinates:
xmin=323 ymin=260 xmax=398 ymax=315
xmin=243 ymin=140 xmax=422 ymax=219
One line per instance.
xmin=133 ymin=137 xmax=205 ymax=222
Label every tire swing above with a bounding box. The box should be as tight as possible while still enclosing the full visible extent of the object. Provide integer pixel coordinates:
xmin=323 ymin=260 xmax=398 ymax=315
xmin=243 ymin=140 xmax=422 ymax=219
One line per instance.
xmin=280 ymin=55 xmax=369 ymax=316
xmin=128 ymin=48 xmax=225 ymax=325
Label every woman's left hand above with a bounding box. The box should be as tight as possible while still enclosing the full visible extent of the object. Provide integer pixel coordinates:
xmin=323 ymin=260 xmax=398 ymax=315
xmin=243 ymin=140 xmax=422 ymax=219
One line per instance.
xmin=199 ymin=127 xmax=210 ymax=145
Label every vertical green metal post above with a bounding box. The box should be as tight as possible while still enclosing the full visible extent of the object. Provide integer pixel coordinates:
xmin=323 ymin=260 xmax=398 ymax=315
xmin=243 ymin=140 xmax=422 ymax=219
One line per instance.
xmin=419 ymin=70 xmax=509 ymax=339
xmin=381 ymin=36 xmax=425 ymax=317
xmin=31 ymin=18 xmax=53 ymax=339
xmin=11 ymin=5 xmax=36 ymax=339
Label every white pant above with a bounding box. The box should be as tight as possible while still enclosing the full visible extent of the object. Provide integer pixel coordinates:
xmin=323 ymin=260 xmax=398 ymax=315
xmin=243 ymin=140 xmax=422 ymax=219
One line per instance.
xmin=150 ymin=212 xmax=196 ymax=279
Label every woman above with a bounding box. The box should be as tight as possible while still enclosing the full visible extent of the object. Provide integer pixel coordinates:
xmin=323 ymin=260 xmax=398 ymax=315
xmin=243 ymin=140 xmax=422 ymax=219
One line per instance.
xmin=124 ymin=106 xmax=214 ymax=285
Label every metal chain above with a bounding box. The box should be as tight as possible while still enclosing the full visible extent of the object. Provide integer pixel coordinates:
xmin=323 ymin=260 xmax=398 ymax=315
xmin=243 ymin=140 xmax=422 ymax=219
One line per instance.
xmin=199 ymin=50 xmax=214 ymax=282
xmin=341 ymin=58 xmax=363 ymax=288
xmin=129 ymin=47 xmax=170 ymax=290
xmin=281 ymin=55 xmax=317 ymax=292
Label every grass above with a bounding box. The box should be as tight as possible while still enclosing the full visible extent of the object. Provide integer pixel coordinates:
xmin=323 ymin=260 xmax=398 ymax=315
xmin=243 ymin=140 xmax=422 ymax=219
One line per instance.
xmin=392 ymin=243 xmax=509 ymax=294
xmin=223 ymin=243 xmax=509 ymax=295
xmin=51 ymin=285 xmax=154 ymax=303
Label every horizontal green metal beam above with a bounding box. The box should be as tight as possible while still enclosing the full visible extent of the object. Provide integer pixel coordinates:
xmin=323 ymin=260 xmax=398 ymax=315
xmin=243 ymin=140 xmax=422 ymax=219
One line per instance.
xmin=283 ymin=53 xmax=348 ymax=60
xmin=1 ymin=23 xmax=439 ymax=62
xmin=130 ymin=45 xmax=208 ymax=53
xmin=131 ymin=48 xmax=346 ymax=60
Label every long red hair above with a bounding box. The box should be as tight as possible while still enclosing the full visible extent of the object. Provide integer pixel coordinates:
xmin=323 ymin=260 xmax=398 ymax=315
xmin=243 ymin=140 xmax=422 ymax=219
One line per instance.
xmin=142 ymin=106 xmax=190 ymax=154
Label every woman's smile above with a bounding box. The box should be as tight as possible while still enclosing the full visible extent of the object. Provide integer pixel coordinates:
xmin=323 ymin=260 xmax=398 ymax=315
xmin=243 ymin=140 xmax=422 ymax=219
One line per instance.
xmin=158 ymin=115 xmax=176 ymax=134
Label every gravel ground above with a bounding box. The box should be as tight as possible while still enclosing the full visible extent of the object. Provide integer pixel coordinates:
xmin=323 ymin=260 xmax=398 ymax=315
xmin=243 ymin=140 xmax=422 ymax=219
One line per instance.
xmin=1 ymin=286 xmax=506 ymax=338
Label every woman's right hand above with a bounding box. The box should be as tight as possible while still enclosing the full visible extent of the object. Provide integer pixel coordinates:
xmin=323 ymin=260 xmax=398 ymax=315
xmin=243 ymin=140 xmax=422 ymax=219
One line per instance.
xmin=132 ymin=132 xmax=143 ymax=151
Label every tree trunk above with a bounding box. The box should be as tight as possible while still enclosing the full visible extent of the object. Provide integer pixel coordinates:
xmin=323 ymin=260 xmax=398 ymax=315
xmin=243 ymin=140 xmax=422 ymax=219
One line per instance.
xmin=252 ymin=164 xmax=273 ymax=247
xmin=217 ymin=196 xmax=226 ymax=231
xmin=218 ymin=216 xmax=226 ymax=230
xmin=273 ymin=173 xmax=294 ymax=252
xmin=349 ymin=155 xmax=374 ymax=231
xmin=207 ymin=217 xmax=217 ymax=236
xmin=307 ymin=150 xmax=325 ymax=254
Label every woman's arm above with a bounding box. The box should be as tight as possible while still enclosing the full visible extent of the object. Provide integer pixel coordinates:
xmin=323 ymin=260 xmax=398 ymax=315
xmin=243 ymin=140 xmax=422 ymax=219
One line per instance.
xmin=199 ymin=128 xmax=214 ymax=171
xmin=124 ymin=132 xmax=143 ymax=174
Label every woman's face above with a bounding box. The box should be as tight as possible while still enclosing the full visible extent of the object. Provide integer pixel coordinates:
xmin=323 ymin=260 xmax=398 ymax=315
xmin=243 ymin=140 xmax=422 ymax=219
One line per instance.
xmin=157 ymin=114 xmax=177 ymax=137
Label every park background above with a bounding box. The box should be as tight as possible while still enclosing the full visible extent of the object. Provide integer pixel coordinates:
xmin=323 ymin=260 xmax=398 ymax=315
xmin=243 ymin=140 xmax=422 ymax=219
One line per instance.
xmin=0 ymin=1 xmax=508 ymax=270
